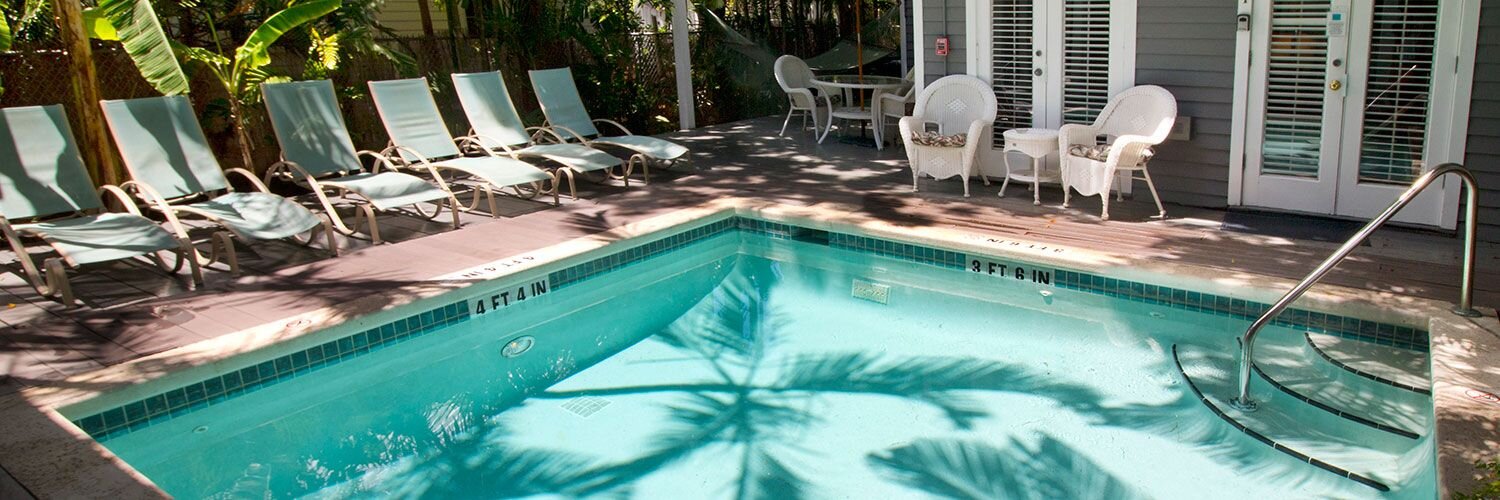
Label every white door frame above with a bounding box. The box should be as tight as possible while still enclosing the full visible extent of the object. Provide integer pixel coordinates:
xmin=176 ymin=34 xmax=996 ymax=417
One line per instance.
xmin=968 ymin=0 xmax=1137 ymax=183
xmin=1229 ymin=0 xmax=1479 ymax=229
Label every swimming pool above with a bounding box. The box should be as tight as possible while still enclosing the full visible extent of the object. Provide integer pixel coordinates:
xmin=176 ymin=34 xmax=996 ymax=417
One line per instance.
xmin=62 ymin=216 xmax=1437 ymax=498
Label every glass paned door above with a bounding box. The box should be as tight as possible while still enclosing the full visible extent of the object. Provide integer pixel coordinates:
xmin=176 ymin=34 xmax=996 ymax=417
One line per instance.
xmin=1240 ymin=0 xmax=1467 ymax=226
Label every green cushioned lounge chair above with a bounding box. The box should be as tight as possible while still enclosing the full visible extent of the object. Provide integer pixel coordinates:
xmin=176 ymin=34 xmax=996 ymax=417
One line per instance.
xmin=0 ymin=105 xmax=201 ymax=305
xmin=368 ymin=78 xmax=559 ymax=213
xmin=451 ymin=71 xmax=627 ymax=199
xmin=101 ymin=95 xmax=337 ymax=268
xmin=528 ymin=67 xmax=690 ymax=182
xmin=263 ymin=80 xmax=461 ymax=244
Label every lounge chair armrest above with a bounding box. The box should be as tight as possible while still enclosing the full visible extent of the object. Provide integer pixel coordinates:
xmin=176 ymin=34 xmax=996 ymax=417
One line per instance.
xmin=380 ymin=145 xmax=453 ymax=191
xmin=224 ymin=167 xmax=273 ymax=193
xmin=119 ymin=181 xmax=193 ymax=240
xmin=547 ymin=124 xmax=593 ymax=144
xmin=459 ymin=134 xmax=520 ymax=158
xmin=96 ymin=184 xmax=145 ymax=216
xmin=527 ymin=126 xmax=567 ymax=145
xmin=591 ymin=118 xmax=633 ymax=137
xmin=356 ymin=150 xmax=400 ymax=174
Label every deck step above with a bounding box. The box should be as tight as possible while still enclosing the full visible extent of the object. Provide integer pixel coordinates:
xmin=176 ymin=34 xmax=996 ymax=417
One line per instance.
xmin=1306 ymin=332 xmax=1430 ymax=394
xmin=1252 ymin=329 xmax=1430 ymax=438
xmin=1174 ymin=343 xmax=1424 ymax=492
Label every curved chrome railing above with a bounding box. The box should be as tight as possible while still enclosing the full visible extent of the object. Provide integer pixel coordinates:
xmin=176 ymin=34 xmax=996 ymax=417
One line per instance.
xmin=1230 ymin=163 xmax=1481 ymax=412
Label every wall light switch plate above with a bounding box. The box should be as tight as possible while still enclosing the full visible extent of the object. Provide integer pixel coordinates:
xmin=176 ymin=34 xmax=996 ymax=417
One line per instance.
xmin=1168 ymin=116 xmax=1192 ymax=141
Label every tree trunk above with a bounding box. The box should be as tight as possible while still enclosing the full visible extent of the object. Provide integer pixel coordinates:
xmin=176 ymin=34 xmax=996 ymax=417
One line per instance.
xmin=229 ymin=99 xmax=255 ymax=171
xmin=53 ymin=0 xmax=120 ymax=186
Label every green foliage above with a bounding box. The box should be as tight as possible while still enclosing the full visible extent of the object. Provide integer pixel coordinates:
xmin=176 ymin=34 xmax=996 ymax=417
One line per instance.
xmin=96 ymin=0 xmax=191 ymax=95
xmin=1454 ymin=458 xmax=1500 ymax=500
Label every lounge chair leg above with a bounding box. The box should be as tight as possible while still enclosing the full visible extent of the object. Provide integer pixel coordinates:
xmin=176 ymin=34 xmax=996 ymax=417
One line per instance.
xmin=780 ymin=109 xmax=795 ymax=136
xmin=999 ymin=175 xmax=1010 ymax=198
xmin=486 ymin=185 xmax=500 ymax=217
xmin=212 ymin=231 xmax=240 ymax=276
xmin=630 ymin=154 xmax=650 ymax=184
xmin=360 ymin=204 xmax=383 ymax=244
xmin=43 ymin=257 xmax=74 ymax=307
xmin=320 ymin=215 xmax=340 ymax=257
xmin=449 ymin=199 xmax=461 ymax=229
xmin=177 ymin=237 xmax=204 ymax=288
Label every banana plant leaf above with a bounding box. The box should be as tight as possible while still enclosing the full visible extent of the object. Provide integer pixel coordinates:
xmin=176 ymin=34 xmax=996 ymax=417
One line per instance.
xmin=234 ymin=0 xmax=341 ymax=73
xmin=96 ymin=0 xmax=189 ymax=95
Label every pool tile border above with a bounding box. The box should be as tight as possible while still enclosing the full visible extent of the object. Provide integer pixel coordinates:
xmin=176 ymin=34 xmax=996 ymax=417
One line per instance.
xmin=70 ymin=216 xmax=1428 ymax=442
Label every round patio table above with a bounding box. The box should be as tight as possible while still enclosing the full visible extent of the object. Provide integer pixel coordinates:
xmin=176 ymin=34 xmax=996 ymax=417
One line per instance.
xmin=810 ymin=75 xmax=908 ymax=148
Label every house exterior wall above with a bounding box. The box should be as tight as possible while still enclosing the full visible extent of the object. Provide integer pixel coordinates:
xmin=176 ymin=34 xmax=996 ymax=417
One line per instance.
xmin=377 ymin=0 xmax=453 ymax=36
xmin=921 ymin=0 xmax=967 ymax=79
xmin=919 ymin=0 xmax=1500 ymax=242
xmin=1464 ymin=0 xmax=1500 ymax=241
xmin=1130 ymin=0 xmax=1237 ymax=208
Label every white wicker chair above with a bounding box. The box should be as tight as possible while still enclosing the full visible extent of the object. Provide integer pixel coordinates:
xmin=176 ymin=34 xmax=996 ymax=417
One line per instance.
xmin=1058 ymin=85 xmax=1177 ymax=220
xmin=774 ymin=55 xmax=827 ymax=137
xmin=898 ymin=75 xmax=997 ymax=197
xmin=874 ymin=67 xmax=916 ymax=147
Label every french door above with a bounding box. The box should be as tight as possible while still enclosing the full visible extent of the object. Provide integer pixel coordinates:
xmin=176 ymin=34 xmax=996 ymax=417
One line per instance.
xmin=1239 ymin=0 xmax=1477 ymax=227
xmin=971 ymin=0 xmax=1135 ymax=178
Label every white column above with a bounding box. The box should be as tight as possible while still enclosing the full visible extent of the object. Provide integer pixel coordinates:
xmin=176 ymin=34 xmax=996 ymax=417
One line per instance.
xmin=672 ymin=0 xmax=696 ymax=130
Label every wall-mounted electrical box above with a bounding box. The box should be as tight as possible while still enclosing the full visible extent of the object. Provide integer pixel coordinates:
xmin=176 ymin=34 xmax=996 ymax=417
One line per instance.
xmin=935 ymin=36 xmax=950 ymax=56
xmin=1168 ymin=116 xmax=1193 ymax=141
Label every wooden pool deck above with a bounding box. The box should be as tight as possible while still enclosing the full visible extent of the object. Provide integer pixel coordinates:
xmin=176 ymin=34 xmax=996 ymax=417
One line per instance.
xmin=1 ymin=115 xmax=1496 ymax=393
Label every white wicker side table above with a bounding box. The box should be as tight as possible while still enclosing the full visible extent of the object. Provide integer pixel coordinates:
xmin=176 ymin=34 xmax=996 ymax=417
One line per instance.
xmin=1000 ymin=128 xmax=1063 ymax=205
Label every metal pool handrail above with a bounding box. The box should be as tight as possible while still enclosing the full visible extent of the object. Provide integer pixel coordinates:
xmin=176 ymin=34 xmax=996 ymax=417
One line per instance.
xmin=1229 ymin=163 xmax=1482 ymax=412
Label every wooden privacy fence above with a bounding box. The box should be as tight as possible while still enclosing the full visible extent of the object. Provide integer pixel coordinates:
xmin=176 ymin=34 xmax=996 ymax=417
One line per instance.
xmin=0 ymin=32 xmax=782 ymax=177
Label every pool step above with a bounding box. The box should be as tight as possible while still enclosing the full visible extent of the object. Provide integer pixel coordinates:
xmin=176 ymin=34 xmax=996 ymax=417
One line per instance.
xmin=1251 ymin=329 xmax=1430 ymax=439
xmin=1174 ymin=343 xmax=1423 ymax=492
xmin=1305 ymin=332 xmax=1430 ymax=394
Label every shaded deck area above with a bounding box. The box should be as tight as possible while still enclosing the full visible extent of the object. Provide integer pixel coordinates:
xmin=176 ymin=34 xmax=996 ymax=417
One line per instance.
xmin=2 ymin=116 xmax=1496 ymax=392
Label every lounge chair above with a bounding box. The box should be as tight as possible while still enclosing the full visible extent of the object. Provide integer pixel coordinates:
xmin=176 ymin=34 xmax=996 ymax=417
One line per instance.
xmin=368 ymin=78 xmax=560 ymax=212
xmin=452 ymin=71 xmax=628 ymax=200
xmin=100 ymin=95 xmax=337 ymax=268
xmin=262 ymin=80 xmax=461 ymax=244
xmin=0 ymin=105 xmax=201 ymax=305
xmin=528 ymin=67 xmax=690 ymax=182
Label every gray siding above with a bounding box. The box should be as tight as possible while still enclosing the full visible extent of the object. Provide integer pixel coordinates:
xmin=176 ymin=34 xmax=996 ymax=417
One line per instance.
xmin=1131 ymin=0 xmax=1237 ymax=208
xmin=1465 ymin=0 xmax=1500 ymax=242
xmin=922 ymin=0 xmax=967 ymax=81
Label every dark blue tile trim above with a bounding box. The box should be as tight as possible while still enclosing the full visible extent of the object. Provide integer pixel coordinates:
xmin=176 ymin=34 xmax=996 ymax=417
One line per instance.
xmin=1304 ymin=333 xmax=1431 ymax=395
xmin=1172 ymin=345 xmax=1391 ymax=492
xmin=1251 ymin=362 xmax=1420 ymax=439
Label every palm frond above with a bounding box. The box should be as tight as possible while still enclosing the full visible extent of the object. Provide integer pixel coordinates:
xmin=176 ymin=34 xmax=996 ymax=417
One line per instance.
xmin=96 ymin=0 xmax=190 ymax=95
xmin=868 ymin=437 xmax=1146 ymax=500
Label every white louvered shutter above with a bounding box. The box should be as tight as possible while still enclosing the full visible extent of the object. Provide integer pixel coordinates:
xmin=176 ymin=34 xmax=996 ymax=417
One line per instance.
xmin=991 ymin=0 xmax=1034 ymax=141
xmin=1260 ymin=0 xmax=1332 ymax=177
xmin=1356 ymin=0 xmax=1437 ymax=184
xmin=1060 ymin=0 xmax=1111 ymax=125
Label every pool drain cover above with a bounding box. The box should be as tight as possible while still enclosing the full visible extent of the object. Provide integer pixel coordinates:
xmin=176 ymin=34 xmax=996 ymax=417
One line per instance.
xmin=561 ymin=397 xmax=610 ymax=418
xmin=502 ymin=336 xmax=535 ymax=358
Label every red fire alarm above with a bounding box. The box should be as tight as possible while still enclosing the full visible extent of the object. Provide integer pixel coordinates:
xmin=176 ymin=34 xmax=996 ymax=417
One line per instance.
xmin=935 ymin=36 xmax=950 ymax=56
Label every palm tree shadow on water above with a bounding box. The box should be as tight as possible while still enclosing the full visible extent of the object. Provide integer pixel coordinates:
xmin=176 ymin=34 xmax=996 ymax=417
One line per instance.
xmin=320 ymin=258 xmax=1243 ymax=499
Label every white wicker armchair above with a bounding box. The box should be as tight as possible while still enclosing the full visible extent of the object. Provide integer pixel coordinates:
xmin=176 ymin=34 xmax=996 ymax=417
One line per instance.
xmin=1058 ymin=85 xmax=1177 ymax=220
xmin=898 ymin=75 xmax=997 ymax=197
xmin=774 ymin=55 xmax=827 ymax=137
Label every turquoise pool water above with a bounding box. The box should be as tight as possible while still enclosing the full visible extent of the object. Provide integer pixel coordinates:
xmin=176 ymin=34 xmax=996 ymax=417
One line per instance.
xmin=89 ymin=226 xmax=1434 ymax=498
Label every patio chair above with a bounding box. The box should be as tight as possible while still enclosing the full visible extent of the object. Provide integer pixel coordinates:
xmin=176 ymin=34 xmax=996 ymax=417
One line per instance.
xmin=875 ymin=68 xmax=916 ymax=147
xmin=774 ymin=55 xmax=829 ymax=137
xmin=262 ymin=80 xmax=461 ymax=245
xmin=451 ymin=71 xmax=628 ymax=200
xmin=898 ymin=75 xmax=996 ymax=197
xmin=368 ymin=78 xmax=560 ymax=212
xmin=528 ymin=67 xmax=690 ymax=183
xmin=101 ymin=96 xmax=337 ymax=270
xmin=1058 ymin=85 xmax=1177 ymax=220
xmin=0 ymin=105 xmax=202 ymax=305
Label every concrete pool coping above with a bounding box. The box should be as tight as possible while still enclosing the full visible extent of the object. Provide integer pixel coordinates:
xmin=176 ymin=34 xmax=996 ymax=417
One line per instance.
xmin=0 ymin=196 xmax=1495 ymax=497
